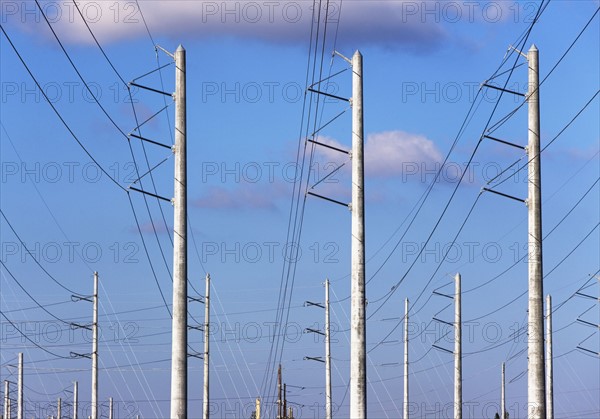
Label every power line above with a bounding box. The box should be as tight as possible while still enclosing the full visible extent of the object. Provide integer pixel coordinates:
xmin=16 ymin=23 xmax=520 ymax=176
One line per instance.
xmin=0 ymin=261 xmax=73 ymax=326
xmin=0 ymin=24 xmax=125 ymax=192
xmin=0 ymin=209 xmax=84 ymax=296
xmin=0 ymin=311 xmax=70 ymax=360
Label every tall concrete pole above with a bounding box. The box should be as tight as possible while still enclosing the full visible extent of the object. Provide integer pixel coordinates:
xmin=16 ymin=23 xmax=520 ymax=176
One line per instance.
xmin=350 ymin=49 xmax=366 ymax=419
xmin=527 ymin=44 xmax=546 ymax=419
xmin=325 ymin=279 xmax=332 ymax=419
xmin=546 ymin=295 xmax=553 ymax=419
xmin=203 ymin=274 xmax=210 ymax=419
xmin=109 ymin=397 xmax=113 ymax=419
xmin=17 ymin=353 xmax=22 ymax=419
xmin=454 ymin=273 xmax=462 ymax=419
xmin=501 ymin=363 xmax=506 ymax=419
xmin=57 ymin=398 xmax=61 ymax=419
xmin=73 ymin=381 xmax=78 ymax=419
xmin=4 ymin=380 xmax=9 ymax=419
xmin=255 ymin=398 xmax=261 ymax=419
xmin=403 ymin=298 xmax=409 ymax=419
xmin=92 ymin=272 xmax=98 ymax=419
xmin=171 ymin=44 xmax=188 ymax=419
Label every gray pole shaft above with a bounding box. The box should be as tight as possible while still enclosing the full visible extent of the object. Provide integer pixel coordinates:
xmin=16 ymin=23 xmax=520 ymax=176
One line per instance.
xmin=527 ymin=44 xmax=546 ymax=419
xmin=454 ymin=273 xmax=462 ymax=419
xmin=501 ymin=363 xmax=506 ymax=419
xmin=325 ymin=279 xmax=332 ymax=419
xmin=203 ymin=274 xmax=210 ymax=419
xmin=109 ymin=397 xmax=113 ymax=419
xmin=283 ymin=383 xmax=287 ymax=419
xmin=17 ymin=353 xmax=22 ymax=419
xmin=73 ymin=381 xmax=78 ymax=419
xmin=350 ymin=49 xmax=366 ymax=419
xmin=4 ymin=380 xmax=9 ymax=419
xmin=403 ymin=298 xmax=409 ymax=419
xmin=546 ymin=295 xmax=553 ymax=419
xmin=171 ymin=44 xmax=188 ymax=419
xmin=92 ymin=272 xmax=98 ymax=419
xmin=57 ymin=398 xmax=61 ymax=419
xmin=277 ymin=365 xmax=282 ymax=419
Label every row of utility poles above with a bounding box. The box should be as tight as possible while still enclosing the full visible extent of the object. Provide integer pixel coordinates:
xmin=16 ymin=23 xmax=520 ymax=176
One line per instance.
xmin=2 ymin=359 xmax=115 ymax=419
xmin=3 ymin=42 xmax=552 ymax=418
xmin=298 ymin=44 xmax=551 ymax=419
xmin=1 ymin=41 xmax=557 ymax=419
xmin=3 ymin=272 xmax=111 ymax=419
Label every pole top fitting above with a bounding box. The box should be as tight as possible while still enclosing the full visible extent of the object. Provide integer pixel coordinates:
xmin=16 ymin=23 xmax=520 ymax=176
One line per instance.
xmin=529 ymin=44 xmax=538 ymax=52
xmin=176 ymin=44 xmax=186 ymax=52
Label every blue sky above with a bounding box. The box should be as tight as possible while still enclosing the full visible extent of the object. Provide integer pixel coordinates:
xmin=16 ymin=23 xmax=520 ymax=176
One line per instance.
xmin=1 ymin=1 xmax=599 ymax=418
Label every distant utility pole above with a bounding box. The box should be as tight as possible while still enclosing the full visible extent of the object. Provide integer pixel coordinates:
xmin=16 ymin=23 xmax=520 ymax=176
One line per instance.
xmin=255 ymin=398 xmax=261 ymax=419
xmin=17 ymin=353 xmax=22 ymax=419
xmin=454 ymin=273 xmax=462 ymax=419
xmin=171 ymin=44 xmax=188 ymax=419
xmin=277 ymin=365 xmax=282 ymax=419
xmin=500 ymin=362 xmax=506 ymax=419
xmin=92 ymin=272 xmax=98 ymax=419
xmin=57 ymin=398 xmax=61 ymax=419
xmin=73 ymin=381 xmax=78 ymax=419
xmin=546 ymin=295 xmax=553 ymax=419
xmin=403 ymin=298 xmax=409 ymax=419
xmin=304 ymin=282 xmax=332 ymax=419
xmin=283 ymin=383 xmax=287 ymax=419
xmin=4 ymin=380 xmax=9 ymax=419
xmin=109 ymin=397 xmax=113 ymax=419
xmin=527 ymin=44 xmax=546 ymax=419
xmin=350 ymin=49 xmax=366 ymax=419
xmin=203 ymin=274 xmax=210 ymax=419
xmin=325 ymin=279 xmax=332 ymax=419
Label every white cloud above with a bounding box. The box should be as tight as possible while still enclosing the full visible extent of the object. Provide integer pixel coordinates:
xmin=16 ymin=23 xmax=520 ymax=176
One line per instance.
xmin=314 ymin=130 xmax=442 ymax=178
xmin=364 ymin=130 xmax=442 ymax=177
xmin=19 ymin=0 xmax=448 ymax=50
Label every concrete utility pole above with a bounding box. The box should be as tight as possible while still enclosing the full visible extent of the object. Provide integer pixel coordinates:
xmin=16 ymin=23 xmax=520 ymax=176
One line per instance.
xmin=501 ymin=363 xmax=506 ymax=419
xmin=17 ymin=353 xmax=22 ymax=419
xmin=277 ymin=365 xmax=282 ymax=419
xmin=325 ymin=279 xmax=332 ymax=419
xmin=108 ymin=397 xmax=113 ymax=419
xmin=4 ymin=380 xmax=9 ymax=419
xmin=350 ymin=49 xmax=366 ymax=419
xmin=171 ymin=44 xmax=188 ymax=419
xmin=57 ymin=398 xmax=61 ymax=419
xmin=546 ymin=295 xmax=553 ymax=419
xmin=403 ymin=298 xmax=409 ymax=419
xmin=73 ymin=381 xmax=78 ymax=419
xmin=283 ymin=383 xmax=287 ymax=419
xmin=527 ymin=44 xmax=546 ymax=419
xmin=454 ymin=273 xmax=462 ymax=419
xmin=92 ymin=272 xmax=98 ymax=419
xmin=255 ymin=397 xmax=261 ymax=419
xmin=203 ymin=274 xmax=210 ymax=419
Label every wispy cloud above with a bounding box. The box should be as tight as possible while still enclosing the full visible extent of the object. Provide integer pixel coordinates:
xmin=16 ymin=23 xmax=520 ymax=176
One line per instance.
xmin=130 ymin=220 xmax=171 ymax=235
xmin=192 ymin=130 xmax=442 ymax=210
xmin=192 ymin=185 xmax=282 ymax=211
